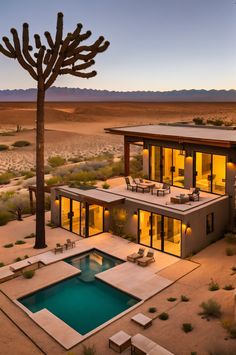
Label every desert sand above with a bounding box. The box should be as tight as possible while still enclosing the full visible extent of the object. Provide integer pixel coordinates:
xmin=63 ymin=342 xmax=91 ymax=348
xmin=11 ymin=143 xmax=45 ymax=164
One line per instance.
xmin=0 ymin=102 xmax=236 ymax=172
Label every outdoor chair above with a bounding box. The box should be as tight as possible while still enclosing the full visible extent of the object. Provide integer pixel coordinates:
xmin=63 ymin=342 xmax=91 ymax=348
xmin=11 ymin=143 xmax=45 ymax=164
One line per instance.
xmin=137 ymin=250 xmax=155 ymax=267
xmin=153 ymin=182 xmax=171 ymax=196
xmin=188 ymin=187 xmax=200 ymax=201
xmin=54 ymin=243 xmax=64 ymax=254
xmin=65 ymin=239 xmax=76 ymax=249
xmin=125 ymin=176 xmax=137 ymax=192
xmin=151 ymin=182 xmax=163 ymax=195
xmin=127 ymin=247 xmax=145 ymax=262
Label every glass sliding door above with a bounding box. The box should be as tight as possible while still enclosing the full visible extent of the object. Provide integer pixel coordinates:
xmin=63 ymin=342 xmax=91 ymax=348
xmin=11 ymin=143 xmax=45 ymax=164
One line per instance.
xmin=212 ymin=155 xmax=226 ymax=195
xmin=152 ymin=213 xmax=162 ymax=250
xmin=139 ymin=210 xmax=151 ymax=247
xmin=163 ymin=217 xmax=181 ymax=256
xmin=163 ymin=148 xmax=172 ymax=184
xmin=195 ymin=152 xmax=226 ymax=195
xmin=150 ymin=146 xmax=161 ymax=181
xmin=61 ymin=197 xmax=71 ymax=231
xmin=88 ymin=205 xmax=104 ymax=236
xmin=72 ymin=200 xmax=81 ymax=234
xmin=173 ymin=149 xmax=185 ymax=187
xmin=138 ymin=210 xmax=182 ymax=256
xmin=195 ymin=152 xmax=211 ymax=192
xmin=150 ymin=146 xmax=185 ymax=187
xmin=81 ymin=203 xmax=86 ymax=237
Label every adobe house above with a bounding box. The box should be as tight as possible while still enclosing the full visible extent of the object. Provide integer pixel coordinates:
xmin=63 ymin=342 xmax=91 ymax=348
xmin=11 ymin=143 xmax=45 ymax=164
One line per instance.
xmin=51 ymin=123 xmax=236 ymax=258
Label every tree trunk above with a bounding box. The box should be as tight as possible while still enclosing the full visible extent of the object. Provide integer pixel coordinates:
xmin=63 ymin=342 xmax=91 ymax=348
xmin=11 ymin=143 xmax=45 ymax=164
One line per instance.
xmin=34 ymin=84 xmax=47 ymax=248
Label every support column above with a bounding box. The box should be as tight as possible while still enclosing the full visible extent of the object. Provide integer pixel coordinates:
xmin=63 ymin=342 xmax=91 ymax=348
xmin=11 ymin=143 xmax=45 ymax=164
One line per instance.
xmin=124 ymin=137 xmax=130 ymax=176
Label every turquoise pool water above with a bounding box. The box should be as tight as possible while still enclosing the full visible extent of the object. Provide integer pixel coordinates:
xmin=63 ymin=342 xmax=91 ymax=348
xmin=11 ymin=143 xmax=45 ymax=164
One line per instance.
xmin=19 ymin=250 xmax=139 ymax=335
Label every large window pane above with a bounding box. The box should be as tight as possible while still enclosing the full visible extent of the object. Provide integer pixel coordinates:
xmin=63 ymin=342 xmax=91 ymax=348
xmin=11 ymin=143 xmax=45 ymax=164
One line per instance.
xmin=89 ymin=205 xmax=103 ymax=236
xmin=173 ymin=149 xmax=185 ymax=187
xmin=212 ymin=155 xmax=226 ymax=195
xmin=61 ymin=197 xmax=70 ymax=230
xmin=163 ymin=217 xmax=181 ymax=256
xmin=196 ymin=152 xmax=211 ymax=192
xmin=139 ymin=210 xmax=151 ymax=247
xmin=150 ymin=146 xmax=161 ymax=181
xmin=72 ymin=200 xmax=81 ymax=234
xmin=152 ymin=214 xmax=162 ymax=250
xmin=163 ymin=148 xmax=172 ymax=184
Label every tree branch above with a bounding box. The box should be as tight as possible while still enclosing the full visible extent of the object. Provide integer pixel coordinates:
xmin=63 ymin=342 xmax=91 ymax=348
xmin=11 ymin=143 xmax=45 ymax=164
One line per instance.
xmin=11 ymin=28 xmax=37 ymax=80
xmin=59 ymin=68 xmax=97 ymax=78
xmin=43 ymin=12 xmax=64 ymax=80
xmin=22 ymin=23 xmax=36 ymax=67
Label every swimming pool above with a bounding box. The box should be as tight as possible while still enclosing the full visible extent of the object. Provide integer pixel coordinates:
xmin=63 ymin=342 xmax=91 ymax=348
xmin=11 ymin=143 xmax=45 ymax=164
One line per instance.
xmin=19 ymin=250 xmax=139 ymax=335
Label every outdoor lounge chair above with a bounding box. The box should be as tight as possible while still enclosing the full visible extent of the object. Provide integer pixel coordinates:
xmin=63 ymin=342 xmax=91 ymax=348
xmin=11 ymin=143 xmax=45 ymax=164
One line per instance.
xmin=137 ymin=250 xmax=155 ymax=266
xmin=127 ymin=247 xmax=145 ymax=262
xmin=188 ymin=187 xmax=200 ymax=201
xmin=125 ymin=176 xmax=137 ymax=192
xmin=65 ymin=239 xmax=76 ymax=249
xmin=54 ymin=243 xmax=64 ymax=254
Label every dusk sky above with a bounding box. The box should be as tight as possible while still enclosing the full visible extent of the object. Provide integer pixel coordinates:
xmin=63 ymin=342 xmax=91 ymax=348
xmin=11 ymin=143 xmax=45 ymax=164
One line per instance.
xmin=0 ymin=0 xmax=235 ymax=91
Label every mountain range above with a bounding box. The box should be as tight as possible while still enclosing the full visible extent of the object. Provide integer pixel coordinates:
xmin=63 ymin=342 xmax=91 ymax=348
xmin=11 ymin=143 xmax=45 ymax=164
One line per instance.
xmin=0 ymin=87 xmax=235 ymax=102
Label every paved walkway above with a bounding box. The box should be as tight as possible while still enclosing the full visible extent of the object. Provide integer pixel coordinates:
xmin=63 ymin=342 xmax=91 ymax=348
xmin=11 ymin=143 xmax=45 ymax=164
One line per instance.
xmin=0 ymin=232 xmax=198 ymax=349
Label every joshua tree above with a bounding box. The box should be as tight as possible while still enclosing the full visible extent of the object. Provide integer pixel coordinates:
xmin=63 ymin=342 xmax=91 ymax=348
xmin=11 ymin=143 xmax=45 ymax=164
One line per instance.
xmin=0 ymin=13 xmax=109 ymax=248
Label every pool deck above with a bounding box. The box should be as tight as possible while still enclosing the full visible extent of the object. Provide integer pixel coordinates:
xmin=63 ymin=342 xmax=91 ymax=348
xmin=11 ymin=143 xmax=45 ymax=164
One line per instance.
xmin=0 ymin=233 xmax=198 ymax=349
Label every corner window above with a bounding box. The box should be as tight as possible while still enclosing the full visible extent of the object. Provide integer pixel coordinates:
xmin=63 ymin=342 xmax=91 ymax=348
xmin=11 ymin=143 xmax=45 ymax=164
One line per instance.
xmin=206 ymin=213 xmax=214 ymax=234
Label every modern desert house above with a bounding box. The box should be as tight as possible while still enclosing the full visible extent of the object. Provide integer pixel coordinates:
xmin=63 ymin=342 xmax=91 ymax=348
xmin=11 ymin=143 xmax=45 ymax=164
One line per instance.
xmin=51 ymin=123 xmax=236 ymax=258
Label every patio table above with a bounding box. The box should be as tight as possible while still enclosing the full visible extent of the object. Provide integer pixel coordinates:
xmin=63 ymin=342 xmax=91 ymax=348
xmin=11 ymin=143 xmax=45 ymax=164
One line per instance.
xmin=131 ymin=333 xmax=156 ymax=354
xmin=170 ymin=195 xmax=189 ymax=204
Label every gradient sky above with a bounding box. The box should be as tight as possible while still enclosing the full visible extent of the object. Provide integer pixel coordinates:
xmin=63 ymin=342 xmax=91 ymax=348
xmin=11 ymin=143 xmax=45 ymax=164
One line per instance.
xmin=0 ymin=0 xmax=235 ymax=91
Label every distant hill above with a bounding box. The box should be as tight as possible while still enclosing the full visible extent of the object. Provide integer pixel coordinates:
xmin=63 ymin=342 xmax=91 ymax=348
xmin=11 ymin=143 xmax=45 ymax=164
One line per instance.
xmin=0 ymin=87 xmax=235 ymax=102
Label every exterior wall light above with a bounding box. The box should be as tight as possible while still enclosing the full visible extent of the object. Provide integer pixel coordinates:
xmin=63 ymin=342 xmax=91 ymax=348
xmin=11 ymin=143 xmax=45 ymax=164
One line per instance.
xmin=133 ymin=211 xmax=137 ymax=216
xmin=185 ymin=223 xmax=191 ymax=235
xmin=55 ymin=196 xmax=59 ymax=205
xmin=104 ymin=208 xmax=109 ymax=215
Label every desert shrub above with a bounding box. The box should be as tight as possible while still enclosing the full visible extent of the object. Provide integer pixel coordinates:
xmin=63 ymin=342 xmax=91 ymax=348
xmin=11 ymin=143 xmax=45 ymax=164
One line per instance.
xmin=0 ymin=144 xmax=8 ymax=151
xmin=226 ymin=247 xmax=236 ymax=256
xmin=123 ymin=234 xmax=136 ymax=242
xmin=167 ymin=297 xmax=177 ymax=302
xmin=110 ymin=208 xmax=128 ymax=237
xmin=148 ymin=307 xmax=157 ymax=313
xmin=224 ymin=233 xmax=236 ymax=244
xmin=46 ymin=221 xmax=57 ymax=228
xmin=228 ymin=324 xmax=236 ymax=338
xmin=82 ymin=345 xmax=96 ymax=355
xmin=0 ymin=210 xmax=11 ymax=225
xmin=0 ymin=190 xmax=15 ymax=201
xmin=12 ymin=140 xmax=30 ymax=147
xmin=224 ymin=120 xmax=233 ymax=127
xmin=181 ymin=295 xmax=190 ymax=302
xmin=44 ymin=165 xmax=51 ymax=174
xmin=22 ymin=170 xmax=35 ymax=179
xmin=212 ymin=119 xmax=224 ymax=126
xmin=182 ymin=323 xmax=193 ymax=333
xmin=208 ymin=279 xmax=219 ymax=291
xmin=130 ymin=154 xmax=143 ymax=176
xmin=3 ymin=243 xmax=14 ymax=248
xmin=111 ymin=161 xmax=123 ymax=176
xmin=23 ymin=270 xmax=35 ymax=279
xmin=15 ymin=240 xmax=26 ymax=245
xmin=102 ymin=182 xmax=110 ymax=189
xmin=46 ymin=176 xmax=62 ymax=186
xmin=0 ymin=262 xmax=5 ymax=267
xmin=223 ymin=284 xmax=234 ymax=290
xmin=7 ymin=194 xmax=31 ymax=220
xmin=68 ymin=156 xmax=83 ymax=163
xmin=207 ymin=118 xmax=215 ymax=125
xmin=24 ymin=255 xmax=29 ymax=259
xmin=14 ymin=257 xmax=22 ymax=262
xmin=158 ymin=312 xmax=169 ymax=320
xmin=48 ymin=155 xmax=66 ymax=168
xmin=24 ymin=233 xmax=35 ymax=239
xmin=199 ymin=299 xmax=221 ymax=318
xmin=0 ymin=172 xmax=14 ymax=184
xmin=193 ymin=117 xmax=205 ymax=125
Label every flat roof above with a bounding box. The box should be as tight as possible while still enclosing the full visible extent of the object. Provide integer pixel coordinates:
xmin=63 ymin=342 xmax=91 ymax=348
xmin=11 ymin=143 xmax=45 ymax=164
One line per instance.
xmin=57 ymin=186 xmax=125 ymax=205
xmin=105 ymin=124 xmax=236 ymax=147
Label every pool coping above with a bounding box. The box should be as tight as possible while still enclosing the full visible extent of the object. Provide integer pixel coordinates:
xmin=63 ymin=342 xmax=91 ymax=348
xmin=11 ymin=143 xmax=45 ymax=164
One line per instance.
xmin=13 ymin=250 xmax=144 ymax=350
